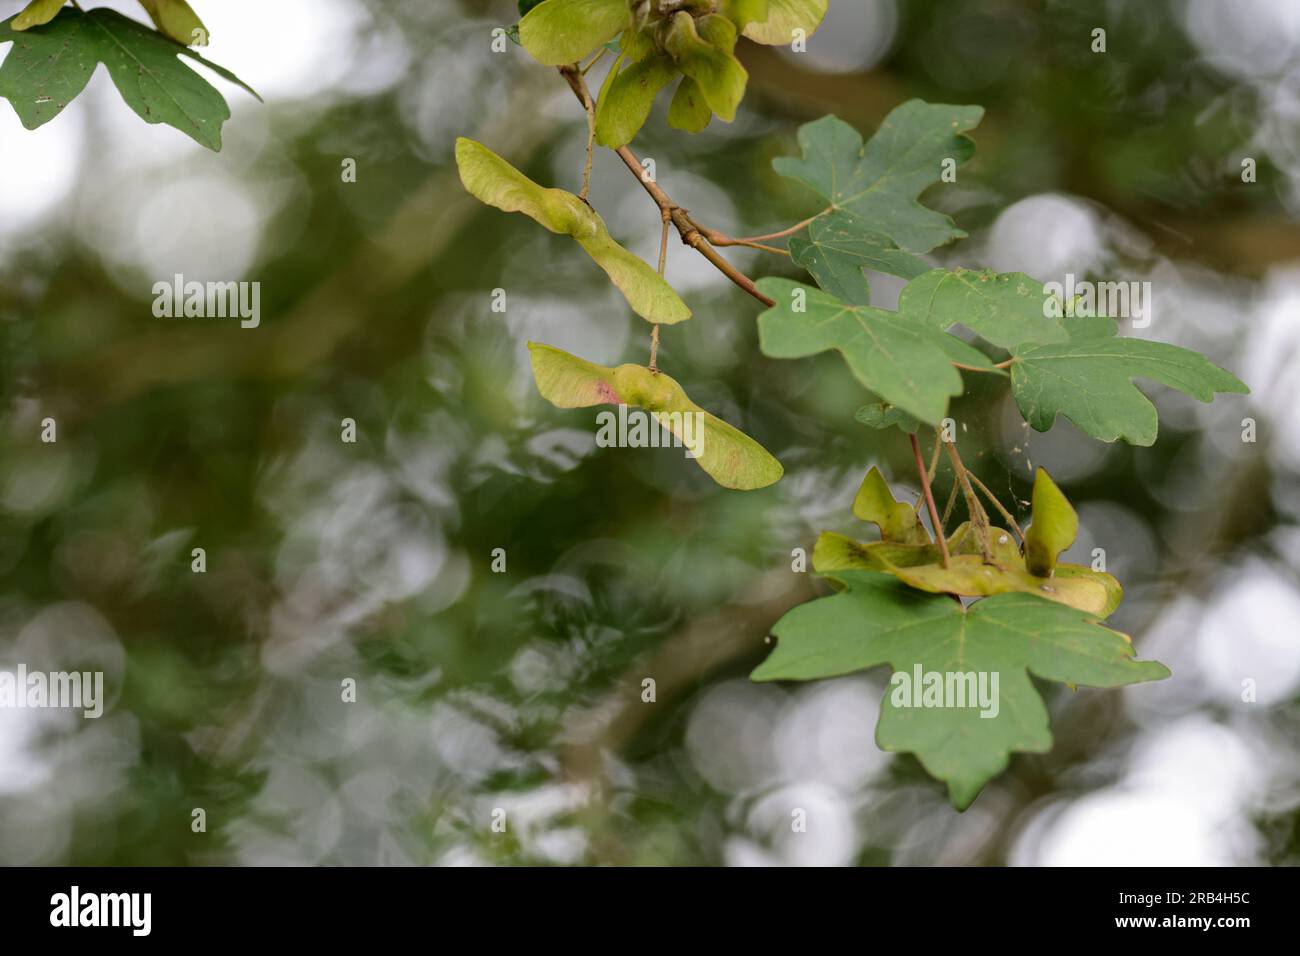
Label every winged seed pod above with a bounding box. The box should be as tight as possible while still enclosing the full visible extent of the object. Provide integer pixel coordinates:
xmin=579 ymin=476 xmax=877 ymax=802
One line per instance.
xmin=519 ymin=0 xmax=827 ymax=146
xmin=454 ymin=138 xmax=690 ymax=325
xmin=137 ymin=0 xmax=209 ymax=47
xmin=529 ymin=343 xmax=783 ymax=490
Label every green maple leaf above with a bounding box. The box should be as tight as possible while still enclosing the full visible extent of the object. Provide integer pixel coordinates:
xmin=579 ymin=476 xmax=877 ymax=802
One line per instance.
xmin=529 ymin=343 xmax=783 ymax=490
xmin=755 ymin=277 xmax=999 ymax=425
xmin=899 ymin=267 xmax=1069 ymax=348
xmin=752 ymin=570 xmax=1169 ymax=809
xmin=1008 ymin=316 xmax=1249 ymax=445
xmin=456 ymin=138 xmax=690 ymax=325
xmin=0 ymin=7 xmax=258 ymax=151
xmin=790 ymin=211 xmax=931 ymax=302
xmin=773 ymin=100 xmax=983 ymax=254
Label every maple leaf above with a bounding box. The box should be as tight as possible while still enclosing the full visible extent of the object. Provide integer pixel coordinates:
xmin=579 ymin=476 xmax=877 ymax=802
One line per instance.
xmin=1008 ymin=316 xmax=1249 ymax=445
xmin=752 ymin=570 xmax=1169 ymax=809
xmin=755 ymin=278 xmax=999 ymax=425
xmin=773 ymin=100 xmax=983 ymax=254
xmin=0 ymin=7 xmax=257 ymax=151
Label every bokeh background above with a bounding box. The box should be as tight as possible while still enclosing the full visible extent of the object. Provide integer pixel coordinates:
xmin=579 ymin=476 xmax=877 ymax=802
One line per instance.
xmin=1 ymin=0 xmax=1297 ymax=866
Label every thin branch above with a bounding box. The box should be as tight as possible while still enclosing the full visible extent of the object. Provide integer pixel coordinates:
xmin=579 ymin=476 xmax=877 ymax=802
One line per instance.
xmin=968 ymin=471 xmax=1026 ymax=545
xmin=690 ymin=218 xmax=792 ymax=256
xmin=911 ymin=432 xmax=950 ymax=568
xmin=941 ymin=478 xmax=960 ymax=527
xmin=915 ymin=429 xmax=944 ymax=515
xmin=576 ymin=74 xmax=596 ymax=203
xmin=657 ymin=209 xmax=670 ymax=275
xmin=650 ymin=210 xmax=670 ymax=372
xmin=733 ymin=213 xmax=826 ymax=244
xmin=557 ymin=66 xmax=776 ymax=308
xmin=579 ymin=47 xmax=607 ymax=75
xmin=952 ymin=361 xmax=1006 ymax=373
xmin=994 ymin=358 xmax=1015 ymax=369
xmin=945 ymin=440 xmax=994 ymax=563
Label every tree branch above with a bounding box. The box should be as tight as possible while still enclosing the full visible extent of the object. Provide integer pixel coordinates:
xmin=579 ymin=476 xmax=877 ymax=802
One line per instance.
xmin=911 ymin=432 xmax=950 ymax=567
xmin=557 ymin=66 xmax=776 ymax=308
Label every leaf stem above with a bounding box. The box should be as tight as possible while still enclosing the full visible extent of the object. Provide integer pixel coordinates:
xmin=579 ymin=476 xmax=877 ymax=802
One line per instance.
xmin=575 ymin=70 xmax=596 ymax=203
xmin=944 ymin=440 xmax=994 ymax=563
xmin=968 ymin=471 xmax=1026 ymax=545
xmin=914 ymin=430 xmax=943 ymax=514
xmin=650 ymin=210 xmax=670 ymax=372
xmin=557 ymin=66 xmax=776 ymax=308
xmin=579 ymin=48 xmax=607 ymax=75
xmin=941 ymin=478 xmax=960 ymax=527
xmin=733 ymin=212 xmax=826 ymax=244
xmin=911 ymin=432 xmax=950 ymax=568
xmin=690 ymin=218 xmax=793 ymax=256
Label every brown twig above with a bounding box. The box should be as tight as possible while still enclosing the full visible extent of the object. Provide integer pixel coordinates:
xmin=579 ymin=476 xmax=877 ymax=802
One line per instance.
xmin=690 ymin=218 xmax=792 ymax=256
xmin=688 ymin=211 xmax=830 ymax=250
xmin=968 ymin=471 xmax=1026 ymax=545
xmin=650 ymin=210 xmax=670 ymax=372
xmin=557 ymin=66 xmax=776 ymax=308
xmin=911 ymin=432 xmax=950 ymax=567
xmin=575 ymin=73 xmax=596 ymax=203
xmin=944 ymin=440 xmax=994 ymax=563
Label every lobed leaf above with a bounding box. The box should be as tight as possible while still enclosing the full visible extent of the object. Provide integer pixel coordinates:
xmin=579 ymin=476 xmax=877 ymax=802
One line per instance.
xmin=899 ymin=268 xmax=1069 ymax=348
xmin=755 ymin=278 xmax=994 ymax=424
xmin=455 ymin=138 xmax=690 ymax=325
xmin=528 ymin=343 xmax=783 ymax=490
xmin=0 ymin=8 xmax=256 ymax=150
xmin=773 ymin=101 xmax=983 ymax=254
xmin=791 ymin=211 xmax=931 ymax=304
xmin=752 ymin=570 xmax=1168 ymax=809
xmin=1008 ymin=316 xmax=1249 ymax=445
